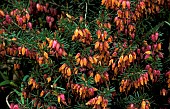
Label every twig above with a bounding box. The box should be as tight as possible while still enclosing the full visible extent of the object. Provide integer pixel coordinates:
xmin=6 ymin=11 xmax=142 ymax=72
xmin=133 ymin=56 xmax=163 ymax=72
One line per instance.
xmin=6 ymin=91 xmax=15 ymax=108
xmin=49 ymin=2 xmax=61 ymax=7
xmin=85 ymin=2 xmax=87 ymax=27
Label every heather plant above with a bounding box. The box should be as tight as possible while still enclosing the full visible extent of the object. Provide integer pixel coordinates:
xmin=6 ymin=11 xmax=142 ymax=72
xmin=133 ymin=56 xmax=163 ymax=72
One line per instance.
xmin=0 ymin=0 xmax=170 ymax=109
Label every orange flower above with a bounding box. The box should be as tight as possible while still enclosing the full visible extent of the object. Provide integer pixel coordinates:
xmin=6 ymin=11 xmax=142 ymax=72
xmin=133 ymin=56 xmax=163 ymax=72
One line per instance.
xmin=161 ymin=89 xmax=167 ymax=96
xmin=145 ymin=51 xmax=152 ymax=55
xmin=117 ymin=1 xmax=121 ymax=8
xmin=119 ymin=55 xmax=124 ymax=63
xmin=44 ymin=51 xmax=48 ymax=59
xmin=78 ymin=29 xmax=83 ymax=37
xmin=109 ymin=59 xmax=113 ymax=66
xmin=83 ymin=58 xmax=88 ymax=66
xmin=119 ymin=86 xmax=123 ymax=92
xmin=40 ymin=90 xmax=45 ymax=97
xmin=99 ymin=42 xmax=103 ymax=51
xmin=132 ymin=52 xmax=136 ymax=60
xmin=72 ymin=35 xmax=76 ymax=40
xmin=117 ymin=10 xmax=122 ymax=18
xmin=96 ymin=30 xmax=101 ymax=39
xmin=75 ymin=53 xmax=80 ymax=59
xmin=46 ymin=37 xmax=50 ymax=42
xmin=125 ymin=10 xmax=129 ymax=19
xmin=22 ymin=16 xmax=26 ymax=23
xmin=114 ymin=67 xmax=118 ymax=76
xmin=0 ymin=9 xmax=5 ymax=17
xmin=59 ymin=63 xmax=67 ymax=72
xmin=73 ymin=67 xmax=78 ymax=74
xmin=94 ymin=73 xmax=101 ymax=83
xmin=28 ymin=78 xmax=34 ymax=85
xmin=140 ymin=2 xmax=145 ymax=10
xmin=93 ymin=57 xmax=98 ymax=64
xmin=140 ymin=76 xmax=144 ymax=86
xmin=143 ymin=40 xmax=148 ymax=46
xmin=86 ymin=98 xmax=95 ymax=105
xmin=48 ymin=40 xmax=53 ymax=48
xmin=127 ymin=83 xmax=132 ymax=92
xmin=158 ymin=0 xmax=161 ymax=5
xmin=58 ymin=96 xmax=61 ymax=104
xmin=22 ymin=24 xmax=27 ymax=30
xmin=22 ymin=47 xmax=26 ymax=56
xmin=157 ymin=43 xmax=161 ymax=50
xmin=149 ymin=73 xmax=154 ymax=82
xmin=123 ymin=55 xmax=128 ymax=62
xmin=88 ymin=56 xmax=94 ymax=64
xmin=80 ymin=58 xmax=84 ymax=67
xmin=22 ymin=91 xmax=27 ymax=99
xmin=101 ymin=0 xmax=105 ymax=5
xmin=107 ymin=23 xmax=111 ymax=29
xmin=156 ymin=5 xmax=160 ymax=12
xmin=0 ymin=29 xmax=5 ymax=34
xmin=121 ymin=79 xmax=125 ymax=85
xmin=16 ymin=64 xmax=20 ymax=69
xmin=47 ymin=77 xmax=51 ymax=83
xmin=104 ymin=41 xmax=109 ymax=51
xmin=38 ymin=57 xmax=44 ymax=65
xmin=101 ymin=99 xmax=108 ymax=108
xmin=112 ymin=62 xmax=116 ymax=70
xmin=36 ymin=3 xmax=41 ymax=11
xmin=133 ymin=15 xmax=137 ymax=22
xmin=134 ymin=81 xmax=138 ymax=89
xmin=135 ymin=10 xmax=140 ymax=18
xmin=128 ymin=54 xmax=133 ymax=63
xmin=66 ymin=67 xmax=72 ymax=77
xmin=76 ymin=58 xmax=80 ymax=65
xmin=143 ymin=76 xmax=148 ymax=85
xmin=96 ymin=96 xmax=103 ymax=105
xmin=32 ymin=81 xmax=37 ymax=90
xmin=101 ymin=34 xmax=105 ymax=42
xmin=79 ymin=87 xmax=83 ymax=96
xmin=122 ymin=1 xmax=126 ymax=9
xmin=13 ymin=64 xmax=17 ymax=70
xmin=89 ymin=70 xmax=94 ymax=77
xmin=26 ymin=13 xmax=30 ymax=21
xmin=114 ymin=48 xmax=119 ymax=52
xmin=84 ymin=28 xmax=91 ymax=34
xmin=141 ymin=100 xmax=146 ymax=109
xmin=148 ymin=67 xmax=152 ymax=74
xmin=108 ymin=36 xmax=112 ymax=42
xmin=95 ymin=41 xmax=100 ymax=49
xmin=103 ymin=31 xmax=107 ymax=39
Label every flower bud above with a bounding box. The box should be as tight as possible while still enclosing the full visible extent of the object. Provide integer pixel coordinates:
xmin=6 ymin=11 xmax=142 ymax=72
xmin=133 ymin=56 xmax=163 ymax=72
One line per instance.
xmin=146 ymin=45 xmax=151 ymax=51
xmin=52 ymin=40 xmax=57 ymax=49
xmin=155 ymin=32 xmax=159 ymax=41
xmin=46 ymin=16 xmax=51 ymax=23
xmin=36 ymin=3 xmax=41 ymax=11
xmin=0 ymin=9 xmax=5 ymax=17
xmin=153 ymin=44 xmax=157 ymax=50
xmin=144 ymin=54 xmax=150 ymax=60
xmin=126 ymin=1 xmax=130 ymax=9
xmin=136 ymin=49 xmax=140 ymax=55
xmin=5 ymin=14 xmax=12 ymax=23
xmin=158 ymin=52 xmax=164 ymax=58
xmin=150 ymin=34 xmax=154 ymax=42
xmin=27 ymin=22 xmax=32 ymax=29
xmin=145 ymin=64 xmax=151 ymax=70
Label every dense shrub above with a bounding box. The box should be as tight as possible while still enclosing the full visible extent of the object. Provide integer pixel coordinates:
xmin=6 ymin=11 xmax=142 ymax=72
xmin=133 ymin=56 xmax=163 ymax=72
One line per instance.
xmin=0 ymin=0 xmax=170 ymax=109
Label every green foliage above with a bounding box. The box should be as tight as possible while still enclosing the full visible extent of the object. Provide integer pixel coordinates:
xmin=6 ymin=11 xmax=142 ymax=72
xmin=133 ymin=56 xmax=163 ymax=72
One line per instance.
xmin=0 ymin=0 xmax=170 ymax=109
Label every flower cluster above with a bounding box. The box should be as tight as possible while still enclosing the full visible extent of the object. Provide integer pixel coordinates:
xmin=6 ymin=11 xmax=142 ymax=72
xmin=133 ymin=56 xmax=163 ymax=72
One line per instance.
xmin=86 ymin=96 xmax=108 ymax=109
xmin=72 ymin=28 xmax=92 ymax=45
xmin=0 ymin=0 xmax=169 ymax=109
